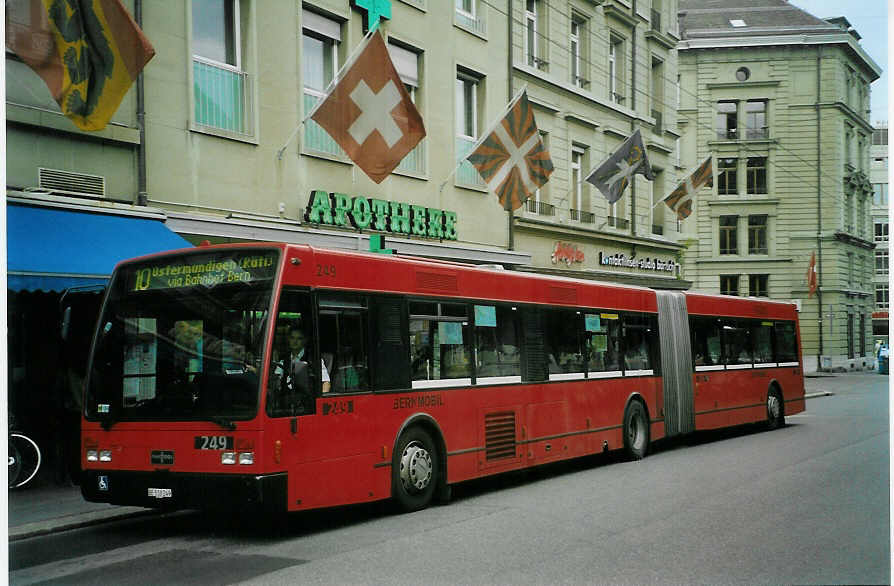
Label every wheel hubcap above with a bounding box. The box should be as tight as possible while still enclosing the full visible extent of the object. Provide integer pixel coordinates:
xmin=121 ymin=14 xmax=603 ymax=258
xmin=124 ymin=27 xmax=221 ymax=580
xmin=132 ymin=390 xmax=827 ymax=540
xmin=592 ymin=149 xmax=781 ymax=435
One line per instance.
xmin=768 ymin=394 xmax=781 ymax=420
xmin=399 ymin=441 xmax=432 ymax=493
xmin=629 ymin=413 xmax=643 ymax=449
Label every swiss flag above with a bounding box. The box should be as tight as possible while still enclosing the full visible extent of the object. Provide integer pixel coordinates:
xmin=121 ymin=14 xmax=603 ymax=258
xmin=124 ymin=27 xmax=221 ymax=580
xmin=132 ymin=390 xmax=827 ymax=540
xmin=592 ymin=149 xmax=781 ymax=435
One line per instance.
xmin=310 ymin=30 xmax=425 ymax=183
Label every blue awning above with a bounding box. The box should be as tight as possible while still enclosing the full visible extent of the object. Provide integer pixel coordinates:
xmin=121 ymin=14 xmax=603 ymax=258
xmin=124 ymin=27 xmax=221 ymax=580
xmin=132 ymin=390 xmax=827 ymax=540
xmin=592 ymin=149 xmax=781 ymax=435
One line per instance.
xmin=8 ymin=204 xmax=193 ymax=292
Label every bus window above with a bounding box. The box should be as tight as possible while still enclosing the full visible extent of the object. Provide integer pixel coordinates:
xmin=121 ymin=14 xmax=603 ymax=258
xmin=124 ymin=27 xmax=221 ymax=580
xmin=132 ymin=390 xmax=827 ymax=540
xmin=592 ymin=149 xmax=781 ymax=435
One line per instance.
xmin=409 ymin=301 xmax=472 ymax=387
xmin=723 ymin=320 xmax=753 ymax=367
xmin=775 ymin=321 xmax=798 ymax=363
xmin=690 ymin=316 xmax=722 ymax=367
xmin=318 ymin=294 xmax=369 ymax=393
xmin=753 ymin=321 xmax=775 ymax=364
xmin=474 ymin=304 xmax=521 ymax=381
xmin=622 ymin=313 xmax=660 ymax=374
xmin=370 ymin=296 xmax=410 ymax=391
xmin=544 ymin=309 xmax=584 ymax=377
xmin=267 ymin=290 xmax=318 ymax=417
xmin=584 ymin=312 xmax=621 ymax=375
xmin=521 ymin=307 xmax=548 ymax=382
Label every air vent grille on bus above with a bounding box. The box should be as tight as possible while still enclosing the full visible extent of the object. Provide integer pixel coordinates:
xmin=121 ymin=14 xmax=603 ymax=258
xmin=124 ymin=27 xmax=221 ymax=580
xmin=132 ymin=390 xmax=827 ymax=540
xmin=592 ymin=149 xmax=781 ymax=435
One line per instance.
xmin=38 ymin=168 xmax=106 ymax=197
xmin=484 ymin=411 xmax=516 ymax=461
xmin=416 ymin=271 xmax=458 ymax=292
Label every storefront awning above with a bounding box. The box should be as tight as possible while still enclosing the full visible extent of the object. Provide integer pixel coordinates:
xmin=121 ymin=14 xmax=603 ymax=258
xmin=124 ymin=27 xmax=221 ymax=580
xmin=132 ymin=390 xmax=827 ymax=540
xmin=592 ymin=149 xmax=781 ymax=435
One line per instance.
xmin=7 ymin=204 xmax=192 ymax=292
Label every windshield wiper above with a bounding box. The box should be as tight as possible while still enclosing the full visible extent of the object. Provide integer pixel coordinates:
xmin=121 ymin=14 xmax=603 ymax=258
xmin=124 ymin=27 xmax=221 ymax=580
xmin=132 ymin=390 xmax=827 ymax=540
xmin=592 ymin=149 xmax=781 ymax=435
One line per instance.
xmin=207 ymin=416 xmax=236 ymax=431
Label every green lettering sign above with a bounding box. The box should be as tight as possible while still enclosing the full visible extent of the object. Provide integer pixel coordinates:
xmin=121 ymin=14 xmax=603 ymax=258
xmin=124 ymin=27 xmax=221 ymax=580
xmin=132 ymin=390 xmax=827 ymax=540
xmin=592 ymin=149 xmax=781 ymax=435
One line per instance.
xmin=306 ymin=190 xmax=333 ymax=224
xmin=332 ymin=193 xmax=352 ymax=227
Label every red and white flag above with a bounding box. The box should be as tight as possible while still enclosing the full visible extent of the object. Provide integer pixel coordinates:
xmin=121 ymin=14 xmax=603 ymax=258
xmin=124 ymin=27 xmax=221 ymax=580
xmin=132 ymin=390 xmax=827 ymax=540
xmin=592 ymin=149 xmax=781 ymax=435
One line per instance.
xmin=662 ymin=155 xmax=713 ymax=220
xmin=309 ymin=29 xmax=425 ymax=183
xmin=807 ymin=252 xmax=818 ymax=298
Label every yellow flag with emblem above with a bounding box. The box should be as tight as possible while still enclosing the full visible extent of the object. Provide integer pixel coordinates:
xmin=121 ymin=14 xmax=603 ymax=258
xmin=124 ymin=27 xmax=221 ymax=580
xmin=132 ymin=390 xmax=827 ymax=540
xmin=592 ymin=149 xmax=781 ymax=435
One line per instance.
xmin=5 ymin=0 xmax=156 ymax=131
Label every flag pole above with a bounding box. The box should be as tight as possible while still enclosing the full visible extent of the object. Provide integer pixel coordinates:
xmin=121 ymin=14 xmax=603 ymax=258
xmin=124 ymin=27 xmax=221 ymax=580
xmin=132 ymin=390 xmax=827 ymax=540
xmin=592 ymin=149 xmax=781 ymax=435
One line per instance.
xmin=438 ymin=85 xmax=529 ymax=194
xmin=276 ymin=27 xmax=379 ymax=160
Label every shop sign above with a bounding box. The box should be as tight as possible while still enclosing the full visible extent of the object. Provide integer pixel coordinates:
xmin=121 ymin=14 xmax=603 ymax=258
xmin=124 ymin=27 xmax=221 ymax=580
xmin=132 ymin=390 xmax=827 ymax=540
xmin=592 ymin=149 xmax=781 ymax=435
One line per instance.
xmin=873 ymin=311 xmax=889 ymax=319
xmin=305 ymin=190 xmax=458 ymax=241
xmin=598 ymin=251 xmax=677 ymax=273
xmin=551 ymin=242 xmax=584 ymax=266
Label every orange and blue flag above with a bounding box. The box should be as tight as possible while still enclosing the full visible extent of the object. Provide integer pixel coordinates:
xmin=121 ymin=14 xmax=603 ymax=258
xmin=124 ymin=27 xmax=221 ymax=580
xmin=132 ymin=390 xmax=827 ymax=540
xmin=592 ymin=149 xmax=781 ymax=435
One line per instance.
xmin=467 ymin=90 xmax=554 ymax=211
xmin=5 ymin=0 xmax=155 ymax=131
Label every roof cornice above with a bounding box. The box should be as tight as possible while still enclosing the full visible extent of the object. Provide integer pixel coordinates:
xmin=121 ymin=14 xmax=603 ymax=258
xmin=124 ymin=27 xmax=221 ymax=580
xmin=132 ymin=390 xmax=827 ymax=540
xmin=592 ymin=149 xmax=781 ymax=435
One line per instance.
xmin=677 ymin=32 xmax=882 ymax=79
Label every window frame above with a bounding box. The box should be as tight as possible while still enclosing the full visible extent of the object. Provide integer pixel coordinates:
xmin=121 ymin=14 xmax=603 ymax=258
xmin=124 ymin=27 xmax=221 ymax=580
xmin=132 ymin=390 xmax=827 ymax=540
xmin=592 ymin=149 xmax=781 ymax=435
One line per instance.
xmin=720 ymin=274 xmax=739 ymax=296
xmin=747 ymin=214 xmax=768 ymax=254
xmin=717 ymin=157 xmax=738 ymax=195
xmin=744 ymin=99 xmax=767 ymax=139
xmin=719 ymin=215 xmax=738 ymax=255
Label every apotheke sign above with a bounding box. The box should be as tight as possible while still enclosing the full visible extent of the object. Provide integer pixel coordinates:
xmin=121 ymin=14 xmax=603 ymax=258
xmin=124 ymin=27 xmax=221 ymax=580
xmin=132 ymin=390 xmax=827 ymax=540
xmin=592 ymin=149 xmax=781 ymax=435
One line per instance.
xmin=598 ymin=252 xmax=677 ymax=273
xmin=305 ymin=190 xmax=458 ymax=241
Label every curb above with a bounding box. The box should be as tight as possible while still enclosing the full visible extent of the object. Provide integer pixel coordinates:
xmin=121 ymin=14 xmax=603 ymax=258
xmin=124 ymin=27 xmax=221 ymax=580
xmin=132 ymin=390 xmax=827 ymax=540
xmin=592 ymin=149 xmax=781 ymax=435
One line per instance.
xmin=9 ymin=507 xmax=157 ymax=542
xmin=805 ymin=391 xmax=834 ymax=399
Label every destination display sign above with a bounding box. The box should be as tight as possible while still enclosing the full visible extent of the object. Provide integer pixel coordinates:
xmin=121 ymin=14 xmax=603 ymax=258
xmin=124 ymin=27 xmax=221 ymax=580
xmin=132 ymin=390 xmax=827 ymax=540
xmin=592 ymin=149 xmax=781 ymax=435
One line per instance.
xmin=127 ymin=250 xmax=279 ymax=291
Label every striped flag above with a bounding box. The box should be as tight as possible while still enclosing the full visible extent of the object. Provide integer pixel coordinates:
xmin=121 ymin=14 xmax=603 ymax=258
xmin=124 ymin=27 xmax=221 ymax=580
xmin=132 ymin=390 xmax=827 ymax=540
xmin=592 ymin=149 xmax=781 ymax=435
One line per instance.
xmin=467 ymin=90 xmax=554 ymax=211
xmin=663 ymin=155 xmax=713 ymax=220
xmin=807 ymin=252 xmax=818 ymax=298
xmin=5 ymin=0 xmax=155 ymax=131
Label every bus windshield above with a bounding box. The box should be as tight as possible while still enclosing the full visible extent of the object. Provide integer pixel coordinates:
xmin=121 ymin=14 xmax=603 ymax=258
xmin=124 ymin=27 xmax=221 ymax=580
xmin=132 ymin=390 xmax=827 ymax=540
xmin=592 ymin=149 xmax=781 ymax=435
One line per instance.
xmin=85 ymin=249 xmax=279 ymax=425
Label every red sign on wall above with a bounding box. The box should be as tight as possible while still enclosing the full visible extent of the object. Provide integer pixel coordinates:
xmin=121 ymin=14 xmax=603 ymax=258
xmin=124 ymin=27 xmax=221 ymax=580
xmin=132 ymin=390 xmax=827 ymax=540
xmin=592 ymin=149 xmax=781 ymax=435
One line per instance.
xmin=551 ymin=242 xmax=584 ymax=267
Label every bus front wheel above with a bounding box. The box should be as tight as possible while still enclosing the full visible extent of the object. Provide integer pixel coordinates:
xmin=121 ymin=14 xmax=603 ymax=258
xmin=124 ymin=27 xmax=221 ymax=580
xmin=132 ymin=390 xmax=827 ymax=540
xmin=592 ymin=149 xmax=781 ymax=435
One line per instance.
xmin=623 ymin=400 xmax=649 ymax=461
xmin=766 ymin=387 xmax=784 ymax=430
xmin=393 ymin=427 xmax=438 ymax=512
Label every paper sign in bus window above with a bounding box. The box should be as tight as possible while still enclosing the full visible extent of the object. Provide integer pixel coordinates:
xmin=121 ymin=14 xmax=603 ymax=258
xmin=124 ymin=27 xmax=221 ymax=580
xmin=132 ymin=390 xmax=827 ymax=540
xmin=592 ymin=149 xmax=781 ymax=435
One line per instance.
xmin=585 ymin=314 xmax=602 ymax=332
xmin=438 ymin=321 xmax=464 ymax=345
xmin=474 ymin=305 xmax=497 ymax=327
xmin=592 ymin=333 xmax=607 ymax=352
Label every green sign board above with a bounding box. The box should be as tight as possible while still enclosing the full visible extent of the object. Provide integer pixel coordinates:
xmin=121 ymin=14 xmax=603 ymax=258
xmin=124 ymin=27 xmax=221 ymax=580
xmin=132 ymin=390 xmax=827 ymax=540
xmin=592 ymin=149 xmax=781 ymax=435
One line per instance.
xmin=305 ymin=190 xmax=458 ymax=241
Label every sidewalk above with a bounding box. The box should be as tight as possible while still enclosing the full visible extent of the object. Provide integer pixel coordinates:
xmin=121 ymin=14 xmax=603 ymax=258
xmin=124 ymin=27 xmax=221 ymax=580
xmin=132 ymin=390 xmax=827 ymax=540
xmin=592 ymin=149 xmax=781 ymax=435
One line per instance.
xmin=8 ymin=474 xmax=153 ymax=542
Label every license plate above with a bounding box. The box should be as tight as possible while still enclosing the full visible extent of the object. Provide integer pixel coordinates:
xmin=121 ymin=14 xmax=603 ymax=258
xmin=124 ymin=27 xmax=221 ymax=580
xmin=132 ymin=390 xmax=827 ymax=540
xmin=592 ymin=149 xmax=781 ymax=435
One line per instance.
xmin=147 ymin=487 xmax=172 ymax=499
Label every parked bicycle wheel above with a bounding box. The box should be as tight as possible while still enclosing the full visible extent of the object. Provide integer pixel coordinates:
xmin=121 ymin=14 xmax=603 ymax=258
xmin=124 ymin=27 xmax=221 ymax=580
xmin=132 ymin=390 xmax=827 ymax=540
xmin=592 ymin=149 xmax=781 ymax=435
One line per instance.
xmin=9 ymin=433 xmax=41 ymax=489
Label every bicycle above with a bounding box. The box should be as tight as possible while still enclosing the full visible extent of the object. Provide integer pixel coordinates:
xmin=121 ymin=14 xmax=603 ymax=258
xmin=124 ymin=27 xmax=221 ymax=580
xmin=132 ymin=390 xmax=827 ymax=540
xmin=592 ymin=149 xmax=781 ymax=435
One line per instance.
xmin=9 ymin=415 xmax=41 ymax=489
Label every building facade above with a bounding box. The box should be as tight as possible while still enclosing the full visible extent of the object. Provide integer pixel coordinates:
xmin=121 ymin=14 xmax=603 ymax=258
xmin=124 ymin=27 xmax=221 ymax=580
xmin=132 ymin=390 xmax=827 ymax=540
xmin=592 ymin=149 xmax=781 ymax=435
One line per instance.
xmin=509 ymin=0 xmax=688 ymax=288
xmin=677 ymin=0 xmax=882 ymax=372
xmin=871 ymin=124 xmax=888 ymax=348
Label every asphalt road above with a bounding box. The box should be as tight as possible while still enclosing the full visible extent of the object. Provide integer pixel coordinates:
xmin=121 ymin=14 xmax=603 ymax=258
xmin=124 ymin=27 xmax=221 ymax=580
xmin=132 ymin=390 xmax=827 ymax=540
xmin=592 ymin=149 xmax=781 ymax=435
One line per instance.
xmin=9 ymin=373 xmax=889 ymax=585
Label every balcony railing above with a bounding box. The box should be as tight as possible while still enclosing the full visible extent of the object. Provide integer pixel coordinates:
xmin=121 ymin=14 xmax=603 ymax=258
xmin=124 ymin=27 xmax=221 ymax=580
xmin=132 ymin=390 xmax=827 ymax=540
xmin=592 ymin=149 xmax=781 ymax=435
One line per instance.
xmin=393 ymin=138 xmax=426 ymax=175
xmin=193 ymin=57 xmax=253 ymax=137
xmin=455 ymin=136 xmax=486 ymax=187
xmin=745 ymin=126 xmax=769 ymax=140
xmin=570 ymin=209 xmax=595 ymax=223
xmin=454 ymin=8 xmax=486 ymax=36
xmin=716 ymin=129 xmax=738 ymax=140
xmin=607 ymin=215 xmax=630 ymax=229
xmin=526 ymin=200 xmax=555 ymax=216
xmin=303 ymin=92 xmax=347 ymax=157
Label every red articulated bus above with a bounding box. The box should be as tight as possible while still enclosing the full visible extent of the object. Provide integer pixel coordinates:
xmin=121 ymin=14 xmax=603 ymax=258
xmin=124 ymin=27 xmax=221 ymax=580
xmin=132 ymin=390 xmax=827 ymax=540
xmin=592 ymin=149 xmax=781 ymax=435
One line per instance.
xmin=81 ymin=243 xmax=805 ymax=513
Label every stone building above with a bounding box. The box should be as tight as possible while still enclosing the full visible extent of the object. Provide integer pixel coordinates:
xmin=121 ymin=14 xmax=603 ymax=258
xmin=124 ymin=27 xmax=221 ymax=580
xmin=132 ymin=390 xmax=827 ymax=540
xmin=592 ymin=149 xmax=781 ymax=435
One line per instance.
xmin=677 ymin=0 xmax=882 ymax=371
xmin=871 ymin=124 xmax=888 ymax=349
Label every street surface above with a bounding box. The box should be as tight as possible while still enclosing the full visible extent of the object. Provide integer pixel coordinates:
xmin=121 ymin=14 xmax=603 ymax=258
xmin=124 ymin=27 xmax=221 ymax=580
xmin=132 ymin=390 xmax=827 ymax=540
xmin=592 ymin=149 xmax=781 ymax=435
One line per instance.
xmin=9 ymin=373 xmax=890 ymax=585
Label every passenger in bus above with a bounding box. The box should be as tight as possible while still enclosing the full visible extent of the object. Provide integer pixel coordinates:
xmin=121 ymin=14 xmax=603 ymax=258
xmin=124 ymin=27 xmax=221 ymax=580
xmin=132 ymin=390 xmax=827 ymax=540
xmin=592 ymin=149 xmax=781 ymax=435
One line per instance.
xmin=285 ymin=325 xmax=330 ymax=394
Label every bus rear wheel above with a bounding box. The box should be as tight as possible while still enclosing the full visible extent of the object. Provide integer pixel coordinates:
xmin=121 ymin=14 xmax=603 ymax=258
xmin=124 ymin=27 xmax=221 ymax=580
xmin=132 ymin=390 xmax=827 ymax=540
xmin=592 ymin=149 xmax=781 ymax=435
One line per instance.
xmin=766 ymin=387 xmax=784 ymax=430
xmin=623 ymin=400 xmax=649 ymax=460
xmin=393 ymin=427 xmax=438 ymax=512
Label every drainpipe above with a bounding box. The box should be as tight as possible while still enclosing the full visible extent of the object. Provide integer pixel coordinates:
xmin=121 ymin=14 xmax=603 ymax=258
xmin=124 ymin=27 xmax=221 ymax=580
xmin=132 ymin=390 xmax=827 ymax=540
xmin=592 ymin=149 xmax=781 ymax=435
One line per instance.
xmin=629 ymin=0 xmax=637 ymax=236
xmin=508 ymin=0 xmax=514 ymax=250
xmin=816 ymin=45 xmax=825 ymax=365
xmin=135 ymin=0 xmax=148 ymax=206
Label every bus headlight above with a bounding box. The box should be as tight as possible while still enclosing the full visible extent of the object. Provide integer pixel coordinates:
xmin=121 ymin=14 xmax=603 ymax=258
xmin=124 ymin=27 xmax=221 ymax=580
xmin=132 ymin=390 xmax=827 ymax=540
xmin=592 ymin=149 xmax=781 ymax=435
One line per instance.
xmin=99 ymin=450 xmax=112 ymax=462
xmin=221 ymin=452 xmax=236 ymax=465
xmin=86 ymin=449 xmax=99 ymax=462
xmin=238 ymin=452 xmax=254 ymax=465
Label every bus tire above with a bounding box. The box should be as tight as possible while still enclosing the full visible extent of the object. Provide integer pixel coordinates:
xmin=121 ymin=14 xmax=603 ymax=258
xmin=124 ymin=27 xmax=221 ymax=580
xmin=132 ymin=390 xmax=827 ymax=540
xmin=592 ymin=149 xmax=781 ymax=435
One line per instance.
xmin=393 ymin=427 xmax=438 ymax=512
xmin=623 ymin=400 xmax=649 ymax=461
xmin=766 ymin=386 xmax=784 ymax=430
